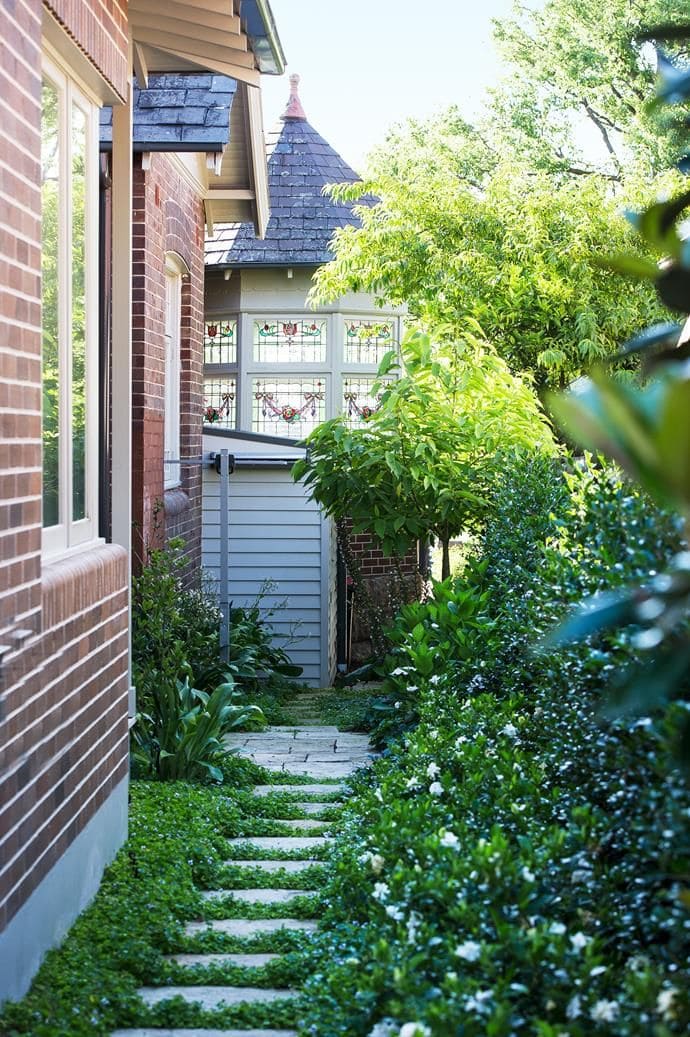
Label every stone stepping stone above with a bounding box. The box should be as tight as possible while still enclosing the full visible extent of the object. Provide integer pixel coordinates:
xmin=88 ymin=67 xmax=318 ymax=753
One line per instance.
xmin=290 ymin=802 xmax=339 ymax=815
xmin=223 ymin=858 xmax=320 ymax=874
xmin=166 ymin=953 xmax=280 ymax=967
xmin=112 ymin=1031 xmax=297 ymax=1037
xmin=227 ymin=835 xmax=327 ymax=852
xmin=278 ymin=819 xmax=332 ymax=830
xmin=200 ymin=888 xmax=317 ymax=904
xmin=137 ymin=986 xmax=299 ymax=1009
xmin=185 ymin=918 xmax=318 ymax=937
xmin=275 ymin=761 xmax=362 ymax=778
xmin=252 ymin=784 xmax=344 ymax=797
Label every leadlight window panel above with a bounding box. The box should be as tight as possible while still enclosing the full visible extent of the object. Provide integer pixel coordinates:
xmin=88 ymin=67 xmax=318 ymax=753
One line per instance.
xmin=344 ymin=318 xmax=395 ymax=365
xmin=41 ymin=51 xmax=99 ymax=557
xmin=252 ymin=378 xmax=326 ymax=437
xmin=342 ymin=377 xmax=393 ymax=428
xmin=204 ymin=317 xmax=237 ymax=365
xmin=253 ymin=318 xmax=327 ymax=364
xmin=203 ymin=376 xmax=237 ymax=428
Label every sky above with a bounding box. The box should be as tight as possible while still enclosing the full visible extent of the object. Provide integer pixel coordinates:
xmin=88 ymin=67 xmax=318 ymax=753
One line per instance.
xmin=261 ymin=0 xmax=520 ymax=173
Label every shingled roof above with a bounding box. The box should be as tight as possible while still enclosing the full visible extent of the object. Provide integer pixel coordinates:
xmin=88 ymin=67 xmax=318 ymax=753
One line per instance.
xmin=100 ymin=73 xmax=236 ymax=153
xmin=205 ymin=74 xmax=364 ymax=267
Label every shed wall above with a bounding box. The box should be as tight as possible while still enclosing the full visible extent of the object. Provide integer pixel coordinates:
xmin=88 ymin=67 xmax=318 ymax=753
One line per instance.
xmin=201 ymin=437 xmax=335 ymax=687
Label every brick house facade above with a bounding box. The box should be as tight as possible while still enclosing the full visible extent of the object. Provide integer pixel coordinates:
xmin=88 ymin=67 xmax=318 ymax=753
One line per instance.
xmin=131 ymin=153 xmax=206 ymax=573
xmin=0 ymin=0 xmax=285 ymax=1004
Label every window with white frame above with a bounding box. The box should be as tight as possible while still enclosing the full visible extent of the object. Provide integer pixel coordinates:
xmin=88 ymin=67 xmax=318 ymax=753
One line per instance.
xmin=41 ymin=51 xmax=99 ymax=556
xmin=164 ymin=254 xmax=185 ymax=488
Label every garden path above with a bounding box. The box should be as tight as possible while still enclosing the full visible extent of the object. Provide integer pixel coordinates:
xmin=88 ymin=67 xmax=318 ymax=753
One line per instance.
xmin=111 ymin=700 xmax=374 ymax=1037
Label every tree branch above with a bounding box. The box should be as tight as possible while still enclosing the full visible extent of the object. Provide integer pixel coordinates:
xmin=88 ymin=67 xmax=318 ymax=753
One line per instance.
xmin=581 ymin=99 xmax=623 ymax=178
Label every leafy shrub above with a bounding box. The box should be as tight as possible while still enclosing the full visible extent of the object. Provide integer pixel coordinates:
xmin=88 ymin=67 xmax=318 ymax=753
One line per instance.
xmin=132 ymin=543 xmax=304 ymax=776
xmin=299 ymin=454 xmax=690 ymax=1036
xmin=131 ymin=677 xmax=264 ymax=782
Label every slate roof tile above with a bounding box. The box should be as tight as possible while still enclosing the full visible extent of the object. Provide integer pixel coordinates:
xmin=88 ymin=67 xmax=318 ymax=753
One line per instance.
xmin=100 ymin=73 xmax=236 ymax=152
xmin=206 ymin=111 xmax=368 ymax=267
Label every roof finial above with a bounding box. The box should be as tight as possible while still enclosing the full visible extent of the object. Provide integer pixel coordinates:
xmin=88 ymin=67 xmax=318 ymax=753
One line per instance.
xmin=281 ymin=73 xmax=307 ymax=121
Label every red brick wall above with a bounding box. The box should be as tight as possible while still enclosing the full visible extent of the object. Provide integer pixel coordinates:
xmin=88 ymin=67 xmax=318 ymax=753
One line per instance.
xmin=45 ymin=0 xmax=129 ymax=100
xmin=131 ymin=153 xmax=205 ymax=580
xmin=346 ymin=525 xmax=419 ymax=580
xmin=0 ymin=547 xmax=129 ymax=932
xmin=0 ymin=0 xmax=130 ymax=940
xmin=0 ymin=0 xmax=43 ymax=652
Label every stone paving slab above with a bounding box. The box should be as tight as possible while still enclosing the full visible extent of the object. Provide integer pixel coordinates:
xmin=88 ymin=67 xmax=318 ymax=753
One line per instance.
xmin=200 ymin=888 xmax=316 ymax=904
xmin=185 ymin=918 xmax=318 ymax=937
xmin=112 ymin=1030 xmax=298 ymax=1037
xmin=137 ymin=986 xmax=299 ymax=1009
xmin=290 ymin=801 xmax=341 ymax=815
xmin=166 ymin=953 xmax=280 ymax=967
xmin=268 ymin=761 xmax=363 ymax=778
xmin=227 ymin=835 xmax=327 ymax=851
xmin=252 ymin=784 xmax=345 ymax=797
xmin=278 ymin=819 xmax=332 ymax=830
xmin=223 ymin=859 xmax=320 ymax=873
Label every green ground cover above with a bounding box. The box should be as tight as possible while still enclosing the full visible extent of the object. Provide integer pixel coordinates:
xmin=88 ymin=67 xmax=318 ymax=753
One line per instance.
xmin=0 ymin=759 xmax=334 ymax=1037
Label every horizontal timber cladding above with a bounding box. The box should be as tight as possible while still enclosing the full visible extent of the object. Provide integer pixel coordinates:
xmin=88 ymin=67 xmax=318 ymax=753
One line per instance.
xmin=201 ymin=457 xmax=334 ymax=687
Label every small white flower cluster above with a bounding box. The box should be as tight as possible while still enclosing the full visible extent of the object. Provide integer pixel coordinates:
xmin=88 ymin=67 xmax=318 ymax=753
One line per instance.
xmin=358 ymin=850 xmax=385 ymax=875
xmin=455 ymin=939 xmax=482 ymax=962
xmin=372 ymin=881 xmax=390 ymax=902
xmin=439 ymin=829 xmax=460 ymax=849
xmin=398 ymin=1024 xmax=431 ymax=1037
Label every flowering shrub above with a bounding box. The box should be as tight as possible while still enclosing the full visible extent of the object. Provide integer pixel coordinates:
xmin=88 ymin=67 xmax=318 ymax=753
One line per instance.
xmin=299 ymin=455 xmax=690 ymax=1035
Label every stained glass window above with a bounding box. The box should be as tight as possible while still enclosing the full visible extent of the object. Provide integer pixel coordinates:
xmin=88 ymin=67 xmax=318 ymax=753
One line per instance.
xmin=253 ymin=319 xmax=327 ymax=364
xmin=203 ymin=377 xmax=236 ymax=428
xmin=342 ymin=377 xmax=392 ymax=427
xmin=344 ymin=319 xmax=394 ymax=365
xmin=204 ymin=318 xmax=237 ymax=365
xmin=252 ymin=378 xmax=326 ymax=436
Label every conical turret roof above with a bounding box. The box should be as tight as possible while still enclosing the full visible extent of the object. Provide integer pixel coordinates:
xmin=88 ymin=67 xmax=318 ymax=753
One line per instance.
xmin=206 ymin=75 xmax=364 ymax=267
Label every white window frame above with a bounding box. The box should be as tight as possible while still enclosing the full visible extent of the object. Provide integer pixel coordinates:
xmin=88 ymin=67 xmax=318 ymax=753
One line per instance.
xmin=42 ymin=48 xmax=100 ymax=559
xmin=164 ymin=253 xmax=186 ymax=489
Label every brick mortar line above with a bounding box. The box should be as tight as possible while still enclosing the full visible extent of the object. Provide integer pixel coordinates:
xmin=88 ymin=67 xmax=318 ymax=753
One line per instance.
xmin=0 ymin=743 xmax=130 ymax=908
xmin=1 ymin=627 xmax=128 ymax=740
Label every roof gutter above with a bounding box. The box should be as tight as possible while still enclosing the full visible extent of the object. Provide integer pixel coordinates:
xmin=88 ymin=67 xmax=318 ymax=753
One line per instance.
xmin=240 ymin=0 xmax=286 ymax=75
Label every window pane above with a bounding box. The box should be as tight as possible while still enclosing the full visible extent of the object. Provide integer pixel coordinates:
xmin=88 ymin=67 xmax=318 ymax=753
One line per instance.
xmin=71 ymin=102 xmax=87 ymax=521
xmin=42 ymin=79 xmax=60 ymax=528
xmin=252 ymin=378 xmax=325 ymax=436
xmin=344 ymin=318 xmax=394 ymax=365
xmin=343 ymin=377 xmax=392 ymax=427
xmin=253 ymin=319 xmax=327 ymax=363
xmin=204 ymin=318 xmax=236 ymax=365
xmin=204 ymin=377 xmax=236 ymax=427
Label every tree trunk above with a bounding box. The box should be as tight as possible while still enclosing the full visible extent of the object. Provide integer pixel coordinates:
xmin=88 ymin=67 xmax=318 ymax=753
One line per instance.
xmin=441 ymin=538 xmax=451 ymax=581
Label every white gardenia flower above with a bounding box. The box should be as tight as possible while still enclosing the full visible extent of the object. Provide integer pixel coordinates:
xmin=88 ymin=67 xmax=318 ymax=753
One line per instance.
xmin=440 ymin=830 xmax=460 ymax=849
xmin=370 ymin=853 xmax=385 ymax=875
xmin=390 ymin=667 xmax=409 ymax=676
xmin=566 ymin=994 xmax=582 ymax=1020
xmin=521 ymin=866 xmax=535 ymax=882
xmin=590 ymin=1000 xmax=620 ymax=1023
xmin=385 ymin=903 xmax=405 ymax=921
xmin=549 ymin=921 xmax=567 ymax=936
xmin=429 ymin=781 xmax=443 ymax=796
xmin=399 ymin=1024 xmax=431 ymax=1037
xmin=455 ymin=940 xmax=482 ymax=962
xmin=406 ymin=910 xmax=422 ymax=945
xmin=657 ymin=987 xmax=679 ymax=1021
xmin=426 ymin=762 xmax=441 ymax=779
xmin=501 ymin=723 xmax=518 ymax=738
xmin=373 ymin=882 xmax=390 ymax=902
xmin=465 ymin=989 xmax=493 ymax=1013
xmin=570 ymin=931 xmax=589 ymax=951
xmin=369 ymin=1021 xmax=398 ymax=1037
xmin=374 ymin=787 xmax=384 ymax=803
xmin=405 ymin=776 xmax=422 ymax=791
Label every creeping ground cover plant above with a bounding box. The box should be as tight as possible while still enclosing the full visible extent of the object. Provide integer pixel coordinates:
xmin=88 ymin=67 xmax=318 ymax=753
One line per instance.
xmin=298 ymin=455 xmax=690 ymax=1036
